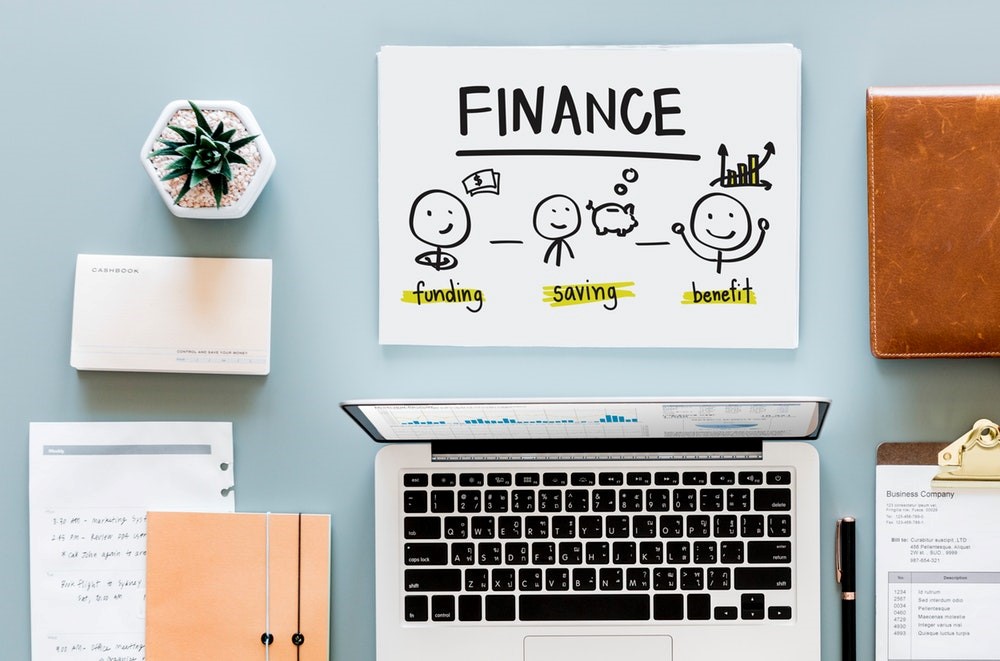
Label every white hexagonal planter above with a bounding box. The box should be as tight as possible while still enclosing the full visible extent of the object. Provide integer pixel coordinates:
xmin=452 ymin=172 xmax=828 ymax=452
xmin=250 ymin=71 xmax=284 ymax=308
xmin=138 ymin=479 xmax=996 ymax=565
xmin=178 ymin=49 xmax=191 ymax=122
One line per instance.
xmin=140 ymin=99 xmax=275 ymax=219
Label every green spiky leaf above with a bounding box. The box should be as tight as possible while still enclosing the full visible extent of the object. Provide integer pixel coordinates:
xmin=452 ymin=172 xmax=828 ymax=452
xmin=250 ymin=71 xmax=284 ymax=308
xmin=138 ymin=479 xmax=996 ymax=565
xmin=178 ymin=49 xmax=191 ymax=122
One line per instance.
xmin=190 ymin=102 xmax=212 ymax=132
xmin=166 ymin=125 xmax=196 ymax=143
xmin=229 ymin=135 xmax=258 ymax=151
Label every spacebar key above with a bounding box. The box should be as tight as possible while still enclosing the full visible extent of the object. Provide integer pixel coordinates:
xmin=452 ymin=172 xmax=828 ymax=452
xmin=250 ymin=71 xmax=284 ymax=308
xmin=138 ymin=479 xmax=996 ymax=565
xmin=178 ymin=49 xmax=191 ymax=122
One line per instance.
xmin=520 ymin=595 xmax=650 ymax=621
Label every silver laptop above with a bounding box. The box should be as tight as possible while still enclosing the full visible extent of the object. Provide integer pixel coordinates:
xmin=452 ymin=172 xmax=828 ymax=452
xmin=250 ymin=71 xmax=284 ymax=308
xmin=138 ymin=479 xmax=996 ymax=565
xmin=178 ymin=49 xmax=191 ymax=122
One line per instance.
xmin=342 ymin=397 xmax=829 ymax=661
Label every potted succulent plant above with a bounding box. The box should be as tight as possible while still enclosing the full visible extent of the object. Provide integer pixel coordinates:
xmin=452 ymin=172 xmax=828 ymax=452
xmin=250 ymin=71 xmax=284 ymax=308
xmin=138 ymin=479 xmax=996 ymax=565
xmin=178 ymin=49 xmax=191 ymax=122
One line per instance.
xmin=140 ymin=100 xmax=275 ymax=219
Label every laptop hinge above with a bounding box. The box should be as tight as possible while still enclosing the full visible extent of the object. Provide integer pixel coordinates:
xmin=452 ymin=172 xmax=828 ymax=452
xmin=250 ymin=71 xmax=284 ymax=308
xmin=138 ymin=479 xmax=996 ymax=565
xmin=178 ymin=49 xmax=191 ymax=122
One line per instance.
xmin=430 ymin=439 xmax=764 ymax=462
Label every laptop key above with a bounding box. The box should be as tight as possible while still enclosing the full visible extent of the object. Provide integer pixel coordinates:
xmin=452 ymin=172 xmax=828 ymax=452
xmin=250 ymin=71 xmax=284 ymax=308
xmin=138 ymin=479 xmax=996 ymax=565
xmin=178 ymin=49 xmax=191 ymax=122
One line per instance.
xmin=652 ymin=568 xmax=677 ymax=591
xmin=653 ymin=594 xmax=683 ymax=620
xmin=715 ymin=606 xmax=738 ymax=620
xmin=599 ymin=568 xmax=623 ymax=591
xmin=470 ymin=516 xmax=494 ymax=539
xmin=546 ymin=568 xmax=570 ymax=591
xmin=755 ymin=488 xmax=792 ymax=511
xmin=403 ymin=491 xmax=427 ymax=513
xmin=456 ymin=490 xmax=481 ymax=513
xmin=707 ymin=567 xmax=731 ymax=590
xmin=687 ymin=593 xmax=711 ymax=620
xmin=521 ymin=594 xmax=650 ymax=620
xmin=492 ymin=568 xmax=515 ymax=591
xmin=768 ymin=514 xmax=792 ymax=537
xmin=515 ymin=472 xmax=540 ymax=486
xmin=404 ymin=569 xmax=461 ymax=592
xmin=768 ymin=606 xmax=792 ymax=620
xmin=741 ymin=593 xmax=765 ymax=620
xmin=599 ymin=472 xmax=624 ymax=486
xmin=748 ymin=541 xmax=792 ymax=564
xmin=459 ymin=473 xmax=484 ymax=487
xmin=405 ymin=595 xmax=428 ymax=621
xmin=403 ymin=517 xmax=440 ymax=539
xmin=404 ymin=543 xmax=448 ymax=565
xmin=488 ymin=473 xmax=512 ymax=487
xmin=654 ymin=471 xmax=679 ymax=486
xmin=465 ymin=568 xmax=488 ymax=591
xmin=485 ymin=595 xmax=515 ymax=621
xmin=430 ymin=491 xmax=454 ymax=513
xmin=711 ymin=471 xmax=736 ymax=485
xmin=497 ymin=516 xmax=521 ymax=539
xmin=682 ymin=472 xmax=707 ymax=486
xmin=766 ymin=471 xmax=792 ymax=485
xmin=404 ymin=473 xmax=428 ymax=487
xmin=458 ymin=595 xmax=482 ymax=621
xmin=431 ymin=595 xmax=455 ymax=621
xmin=627 ymin=471 xmax=652 ymax=485
xmin=431 ymin=473 xmax=456 ymax=487
xmin=738 ymin=471 xmax=764 ymax=485
xmin=573 ymin=568 xmax=596 ymax=591
xmin=571 ymin=472 xmax=596 ymax=486
xmin=543 ymin=472 xmax=568 ymax=486
xmin=734 ymin=567 xmax=792 ymax=590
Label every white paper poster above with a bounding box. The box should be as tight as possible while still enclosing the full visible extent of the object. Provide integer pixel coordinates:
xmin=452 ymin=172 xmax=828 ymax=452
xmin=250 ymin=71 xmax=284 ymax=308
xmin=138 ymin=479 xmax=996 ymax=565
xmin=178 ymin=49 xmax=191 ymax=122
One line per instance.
xmin=378 ymin=45 xmax=801 ymax=347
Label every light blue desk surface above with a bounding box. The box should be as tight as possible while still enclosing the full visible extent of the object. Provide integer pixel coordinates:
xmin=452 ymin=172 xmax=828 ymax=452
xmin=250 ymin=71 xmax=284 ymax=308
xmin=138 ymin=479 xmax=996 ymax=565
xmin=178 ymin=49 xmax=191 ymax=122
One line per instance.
xmin=3 ymin=2 xmax=999 ymax=659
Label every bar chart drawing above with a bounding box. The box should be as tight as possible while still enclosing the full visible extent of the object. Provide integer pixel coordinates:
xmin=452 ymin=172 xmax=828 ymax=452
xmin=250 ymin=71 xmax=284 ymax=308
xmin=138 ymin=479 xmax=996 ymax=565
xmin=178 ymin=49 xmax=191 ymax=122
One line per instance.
xmin=710 ymin=142 xmax=774 ymax=190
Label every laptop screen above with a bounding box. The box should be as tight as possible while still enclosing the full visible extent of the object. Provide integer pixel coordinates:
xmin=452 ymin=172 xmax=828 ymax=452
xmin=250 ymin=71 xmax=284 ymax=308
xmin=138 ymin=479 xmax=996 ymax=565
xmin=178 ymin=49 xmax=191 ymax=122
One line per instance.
xmin=341 ymin=398 xmax=829 ymax=443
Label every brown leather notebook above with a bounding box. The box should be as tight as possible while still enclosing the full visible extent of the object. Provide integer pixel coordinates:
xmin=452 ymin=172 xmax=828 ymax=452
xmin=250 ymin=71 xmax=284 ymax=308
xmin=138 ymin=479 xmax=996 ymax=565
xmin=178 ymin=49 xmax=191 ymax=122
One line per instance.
xmin=868 ymin=85 xmax=1000 ymax=358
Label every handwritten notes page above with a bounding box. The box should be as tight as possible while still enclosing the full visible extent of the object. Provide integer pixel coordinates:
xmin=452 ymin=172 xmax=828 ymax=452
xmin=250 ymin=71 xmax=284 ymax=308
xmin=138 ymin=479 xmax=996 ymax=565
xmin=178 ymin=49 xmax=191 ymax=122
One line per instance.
xmin=28 ymin=422 xmax=235 ymax=661
xmin=378 ymin=45 xmax=801 ymax=347
xmin=876 ymin=465 xmax=1000 ymax=661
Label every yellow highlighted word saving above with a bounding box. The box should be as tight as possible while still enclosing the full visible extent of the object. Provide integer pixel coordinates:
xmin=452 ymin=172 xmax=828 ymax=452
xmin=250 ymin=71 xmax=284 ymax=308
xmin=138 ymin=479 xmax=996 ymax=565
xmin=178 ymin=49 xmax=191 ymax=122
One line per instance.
xmin=542 ymin=280 xmax=635 ymax=310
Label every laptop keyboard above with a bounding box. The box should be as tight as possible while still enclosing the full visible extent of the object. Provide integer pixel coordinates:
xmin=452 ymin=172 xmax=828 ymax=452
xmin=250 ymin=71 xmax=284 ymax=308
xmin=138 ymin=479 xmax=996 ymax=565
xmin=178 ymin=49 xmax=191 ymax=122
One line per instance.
xmin=400 ymin=467 xmax=794 ymax=624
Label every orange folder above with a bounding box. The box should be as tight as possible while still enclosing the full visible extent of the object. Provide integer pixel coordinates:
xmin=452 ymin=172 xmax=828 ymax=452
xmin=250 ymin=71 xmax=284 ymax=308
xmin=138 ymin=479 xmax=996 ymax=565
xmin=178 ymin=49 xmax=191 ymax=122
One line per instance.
xmin=145 ymin=512 xmax=331 ymax=661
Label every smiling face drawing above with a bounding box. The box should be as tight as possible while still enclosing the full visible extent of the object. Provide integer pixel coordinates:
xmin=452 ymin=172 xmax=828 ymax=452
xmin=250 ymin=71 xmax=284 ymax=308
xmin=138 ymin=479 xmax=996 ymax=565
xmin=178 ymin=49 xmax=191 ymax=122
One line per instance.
xmin=533 ymin=194 xmax=582 ymax=240
xmin=689 ymin=192 xmax=753 ymax=251
xmin=409 ymin=190 xmax=472 ymax=249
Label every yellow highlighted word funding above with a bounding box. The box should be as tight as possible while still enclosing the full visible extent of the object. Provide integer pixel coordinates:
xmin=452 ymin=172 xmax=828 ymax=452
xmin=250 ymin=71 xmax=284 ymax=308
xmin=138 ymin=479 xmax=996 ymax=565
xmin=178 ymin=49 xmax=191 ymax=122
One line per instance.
xmin=402 ymin=279 xmax=484 ymax=313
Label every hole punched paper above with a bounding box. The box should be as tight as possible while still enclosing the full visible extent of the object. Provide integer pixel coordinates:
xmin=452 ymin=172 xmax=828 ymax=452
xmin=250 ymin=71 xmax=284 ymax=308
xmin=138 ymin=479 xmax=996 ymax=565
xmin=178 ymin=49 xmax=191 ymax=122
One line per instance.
xmin=28 ymin=422 xmax=235 ymax=661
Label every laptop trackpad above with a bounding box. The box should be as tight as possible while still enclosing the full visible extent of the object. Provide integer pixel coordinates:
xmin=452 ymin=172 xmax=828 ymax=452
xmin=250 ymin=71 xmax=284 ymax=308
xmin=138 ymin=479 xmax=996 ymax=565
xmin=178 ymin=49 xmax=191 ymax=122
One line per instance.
xmin=524 ymin=635 xmax=671 ymax=661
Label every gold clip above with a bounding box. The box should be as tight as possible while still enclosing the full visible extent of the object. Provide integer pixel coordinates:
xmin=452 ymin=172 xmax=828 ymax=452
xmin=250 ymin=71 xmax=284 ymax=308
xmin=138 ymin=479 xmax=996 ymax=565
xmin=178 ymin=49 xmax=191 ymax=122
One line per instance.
xmin=835 ymin=519 xmax=843 ymax=584
xmin=933 ymin=418 xmax=1000 ymax=488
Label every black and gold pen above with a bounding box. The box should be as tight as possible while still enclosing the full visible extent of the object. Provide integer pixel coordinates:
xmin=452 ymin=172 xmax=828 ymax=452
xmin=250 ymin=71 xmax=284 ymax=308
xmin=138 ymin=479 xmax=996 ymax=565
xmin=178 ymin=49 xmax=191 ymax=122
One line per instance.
xmin=836 ymin=517 xmax=857 ymax=661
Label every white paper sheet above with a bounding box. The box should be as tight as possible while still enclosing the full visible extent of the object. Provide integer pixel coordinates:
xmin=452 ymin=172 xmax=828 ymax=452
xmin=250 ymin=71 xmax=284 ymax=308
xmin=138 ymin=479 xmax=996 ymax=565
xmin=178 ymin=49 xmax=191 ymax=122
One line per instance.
xmin=378 ymin=45 xmax=801 ymax=347
xmin=875 ymin=464 xmax=1000 ymax=661
xmin=29 ymin=422 xmax=235 ymax=661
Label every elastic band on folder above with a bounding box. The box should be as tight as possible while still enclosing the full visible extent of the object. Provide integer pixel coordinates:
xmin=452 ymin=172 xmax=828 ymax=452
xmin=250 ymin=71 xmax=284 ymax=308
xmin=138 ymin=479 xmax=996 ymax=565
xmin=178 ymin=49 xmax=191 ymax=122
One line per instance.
xmin=261 ymin=512 xmax=271 ymax=659
xmin=293 ymin=513 xmax=305 ymax=655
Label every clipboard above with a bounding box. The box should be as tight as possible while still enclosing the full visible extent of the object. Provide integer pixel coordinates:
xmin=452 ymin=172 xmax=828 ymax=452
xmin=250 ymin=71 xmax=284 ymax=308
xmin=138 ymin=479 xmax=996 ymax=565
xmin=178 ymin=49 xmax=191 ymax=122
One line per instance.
xmin=877 ymin=418 xmax=1000 ymax=486
xmin=875 ymin=420 xmax=1000 ymax=661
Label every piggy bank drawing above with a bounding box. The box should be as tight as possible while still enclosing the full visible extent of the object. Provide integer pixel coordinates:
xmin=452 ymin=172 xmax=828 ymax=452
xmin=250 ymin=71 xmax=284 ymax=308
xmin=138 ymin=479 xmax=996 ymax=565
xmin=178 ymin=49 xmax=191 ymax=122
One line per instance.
xmin=587 ymin=200 xmax=638 ymax=237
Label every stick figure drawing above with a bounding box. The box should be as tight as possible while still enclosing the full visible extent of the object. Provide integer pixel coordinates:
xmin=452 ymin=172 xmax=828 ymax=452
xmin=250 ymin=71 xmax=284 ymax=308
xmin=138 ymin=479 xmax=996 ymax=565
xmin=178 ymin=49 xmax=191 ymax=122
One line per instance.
xmin=672 ymin=192 xmax=769 ymax=274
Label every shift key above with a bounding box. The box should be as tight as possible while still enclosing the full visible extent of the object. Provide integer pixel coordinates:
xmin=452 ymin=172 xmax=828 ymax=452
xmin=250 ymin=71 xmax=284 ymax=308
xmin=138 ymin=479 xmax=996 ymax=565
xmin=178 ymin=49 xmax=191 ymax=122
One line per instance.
xmin=405 ymin=569 xmax=462 ymax=592
xmin=734 ymin=567 xmax=791 ymax=590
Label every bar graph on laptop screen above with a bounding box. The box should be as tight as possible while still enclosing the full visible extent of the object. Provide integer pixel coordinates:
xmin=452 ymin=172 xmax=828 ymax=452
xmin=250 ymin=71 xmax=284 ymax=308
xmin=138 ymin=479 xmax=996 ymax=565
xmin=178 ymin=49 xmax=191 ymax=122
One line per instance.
xmin=358 ymin=401 xmax=820 ymax=442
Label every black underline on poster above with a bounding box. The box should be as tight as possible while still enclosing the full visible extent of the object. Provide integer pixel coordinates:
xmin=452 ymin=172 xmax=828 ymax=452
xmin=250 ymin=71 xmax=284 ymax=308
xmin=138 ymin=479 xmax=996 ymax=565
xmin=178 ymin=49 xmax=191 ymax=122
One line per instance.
xmin=456 ymin=149 xmax=701 ymax=161
xmin=490 ymin=240 xmax=524 ymax=245
xmin=635 ymin=241 xmax=672 ymax=246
